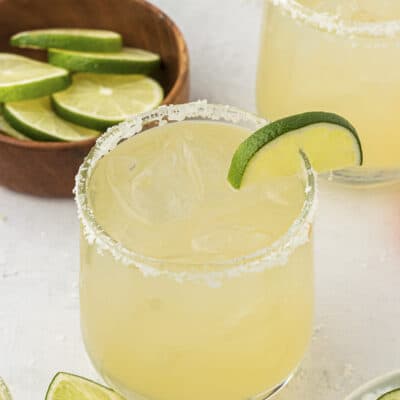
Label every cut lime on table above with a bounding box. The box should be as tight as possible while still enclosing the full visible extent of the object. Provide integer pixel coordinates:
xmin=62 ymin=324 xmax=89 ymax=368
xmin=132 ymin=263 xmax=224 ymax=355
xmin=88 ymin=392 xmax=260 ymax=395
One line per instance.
xmin=378 ymin=389 xmax=400 ymax=400
xmin=52 ymin=73 xmax=164 ymax=130
xmin=0 ymin=111 xmax=30 ymax=140
xmin=48 ymin=47 xmax=161 ymax=74
xmin=228 ymin=111 xmax=363 ymax=188
xmin=10 ymin=29 xmax=122 ymax=52
xmin=0 ymin=53 xmax=70 ymax=102
xmin=46 ymin=372 xmax=124 ymax=400
xmin=0 ymin=377 xmax=11 ymax=400
xmin=4 ymin=97 xmax=99 ymax=141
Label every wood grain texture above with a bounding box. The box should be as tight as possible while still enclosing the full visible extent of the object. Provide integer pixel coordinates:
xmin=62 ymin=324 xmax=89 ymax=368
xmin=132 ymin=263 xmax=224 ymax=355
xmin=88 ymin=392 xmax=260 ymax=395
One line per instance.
xmin=0 ymin=0 xmax=189 ymax=197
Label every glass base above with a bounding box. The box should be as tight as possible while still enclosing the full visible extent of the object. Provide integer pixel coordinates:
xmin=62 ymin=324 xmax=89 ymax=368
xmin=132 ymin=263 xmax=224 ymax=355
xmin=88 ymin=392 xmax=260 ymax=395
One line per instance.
xmin=100 ymin=368 xmax=295 ymax=400
xmin=323 ymin=167 xmax=400 ymax=187
xmin=251 ymin=373 xmax=294 ymax=400
xmin=85 ymin=332 xmax=299 ymax=400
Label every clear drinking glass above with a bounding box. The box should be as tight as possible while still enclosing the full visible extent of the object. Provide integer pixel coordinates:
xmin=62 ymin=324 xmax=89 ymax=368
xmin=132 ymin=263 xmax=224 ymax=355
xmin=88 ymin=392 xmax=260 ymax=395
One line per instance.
xmin=257 ymin=0 xmax=400 ymax=184
xmin=75 ymin=102 xmax=316 ymax=400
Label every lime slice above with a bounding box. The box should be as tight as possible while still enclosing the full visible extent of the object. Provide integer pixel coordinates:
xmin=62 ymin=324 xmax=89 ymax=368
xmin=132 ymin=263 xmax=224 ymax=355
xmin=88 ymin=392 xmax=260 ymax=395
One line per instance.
xmin=4 ymin=97 xmax=99 ymax=141
xmin=378 ymin=389 xmax=400 ymax=400
xmin=45 ymin=372 xmax=124 ymax=400
xmin=0 ymin=377 xmax=12 ymax=400
xmin=228 ymin=111 xmax=363 ymax=188
xmin=0 ymin=53 xmax=70 ymax=102
xmin=0 ymin=110 xmax=30 ymax=140
xmin=10 ymin=29 xmax=122 ymax=52
xmin=51 ymin=73 xmax=164 ymax=130
xmin=48 ymin=47 xmax=161 ymax=74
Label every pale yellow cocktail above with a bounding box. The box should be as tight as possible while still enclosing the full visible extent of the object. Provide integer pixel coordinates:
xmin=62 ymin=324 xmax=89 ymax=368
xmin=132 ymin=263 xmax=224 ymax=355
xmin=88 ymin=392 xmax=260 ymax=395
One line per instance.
xmin=76 ymin=103 xmax=315 ymax=400
xmin=257 ymin=0 xmax=400 ymax=183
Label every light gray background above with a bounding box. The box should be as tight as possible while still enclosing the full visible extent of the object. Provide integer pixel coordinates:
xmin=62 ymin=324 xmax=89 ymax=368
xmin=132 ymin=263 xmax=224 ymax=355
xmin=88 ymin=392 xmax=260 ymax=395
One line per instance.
xmin=1 ymin=1 xmax=400 ymax=399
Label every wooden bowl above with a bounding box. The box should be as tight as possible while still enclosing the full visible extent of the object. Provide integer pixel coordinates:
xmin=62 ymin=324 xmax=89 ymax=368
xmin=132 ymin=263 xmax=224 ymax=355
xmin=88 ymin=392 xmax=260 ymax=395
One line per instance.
xmin=0 ymin=0 xmax=189 ymax=197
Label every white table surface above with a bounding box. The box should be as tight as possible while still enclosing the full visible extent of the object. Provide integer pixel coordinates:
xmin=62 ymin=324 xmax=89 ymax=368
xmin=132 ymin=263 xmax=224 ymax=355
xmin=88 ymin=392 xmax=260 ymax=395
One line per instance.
xmin=1 ymin=1 xmax=400 ymax=399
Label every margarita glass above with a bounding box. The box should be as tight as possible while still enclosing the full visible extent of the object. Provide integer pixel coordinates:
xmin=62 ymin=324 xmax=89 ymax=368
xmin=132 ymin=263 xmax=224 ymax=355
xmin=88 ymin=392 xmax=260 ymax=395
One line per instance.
xmin=75 ymin=102 xmax=316 ymax=400
xmin=257 ymin=0 xmax=400 ymax=184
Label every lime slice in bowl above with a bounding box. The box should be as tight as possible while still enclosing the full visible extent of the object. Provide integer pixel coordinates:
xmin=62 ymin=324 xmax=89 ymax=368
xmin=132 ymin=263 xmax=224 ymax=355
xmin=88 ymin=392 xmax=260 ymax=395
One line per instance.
xmin=378 ymin=389 xmax=400 ymax=400
xmin=46 ymin=372 xmax=124 ymax=400
xmin=0 ymin=377 xmax=12 ymax=400
xmin=10 ymin=29 xmax=122 ymax=52
xmin=48 ymin=47 xmax=161 ymax=74
xmin=4 ymin=97 xmax=99 ymax=141
xmin=0 ymin=110 xmax=30 ymax=140
xmin=227 ymin=111 xmax=363 ymax=188
xmin=51 ymin=73 xmax=164 ymax=130
xmin=0 ymin=53 xmax=70 ymax=102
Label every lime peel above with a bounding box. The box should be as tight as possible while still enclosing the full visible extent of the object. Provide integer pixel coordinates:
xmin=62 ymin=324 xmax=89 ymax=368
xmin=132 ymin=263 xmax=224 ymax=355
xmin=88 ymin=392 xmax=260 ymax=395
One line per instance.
xmin=0 ymin=108 xmax=30 ymax=140
xmin=10 ymin=29 xmax=122 ymax=52
xmin=227 ymin=111 xmax=363 ymax=189
xmin=48 ymin=47 xmax=161 ymax=74
xmin=4 ymin=97 xmax=99 ymax=142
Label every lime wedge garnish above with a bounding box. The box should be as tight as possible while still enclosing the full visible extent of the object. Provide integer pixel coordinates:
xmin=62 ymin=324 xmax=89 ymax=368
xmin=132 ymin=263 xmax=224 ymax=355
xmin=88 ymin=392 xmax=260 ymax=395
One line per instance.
xmin=48 ymin=47 xmax=161 ymax=74
xmin=0 ymin=377 xmax=12 ymax=400
xmin=51 ymin=73 xmax=164 ymax=130
xmin=0 ymin=53 xmax=70 ymax=102
xmin=10 ymin=29 xmax=122 ymax=52
xmin=0 ymin=110 xmax=30 ymax=140
xmin=378 ymin=389 xmax=400 ymax=400
xmin=228 ymin=111 xmax=363 ymax=188
xmin=4 ymin=97 xmax=99 ymax=141
xmin=45 ymin=372 xmax=124 ymax=400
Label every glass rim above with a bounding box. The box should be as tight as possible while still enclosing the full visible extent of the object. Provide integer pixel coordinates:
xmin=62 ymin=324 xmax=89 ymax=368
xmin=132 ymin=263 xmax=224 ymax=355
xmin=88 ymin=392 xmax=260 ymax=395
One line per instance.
xmin=270 ymin=0 xmax=400 ymax=38
xmin=74 ymin=101 xmax=317 ymax=283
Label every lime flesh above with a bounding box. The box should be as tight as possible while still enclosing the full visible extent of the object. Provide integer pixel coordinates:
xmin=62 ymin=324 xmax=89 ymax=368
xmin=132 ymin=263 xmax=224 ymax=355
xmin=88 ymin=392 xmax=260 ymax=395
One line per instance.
xmin=52 ymin=73 xmax=164 ymax=130
xmin=0 ymin=377 xmax=11 ymax=400
xmin=0 ymin=53 xmax=70 ymax=102
xmin=378 ymin=389 xmax=400 ymax=400
xmin=45 ymin=372 xmax=124 ymax=400
xmin=10 ymin=29 xmax=122 ymax=52
xmin=228 ymin=111 xmax=363 ymax=188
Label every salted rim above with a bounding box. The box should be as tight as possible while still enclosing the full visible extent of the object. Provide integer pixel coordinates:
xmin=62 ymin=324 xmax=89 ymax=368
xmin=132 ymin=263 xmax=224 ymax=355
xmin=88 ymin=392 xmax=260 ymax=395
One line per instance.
xmin=74 ymin=101 xmax=317 ymax=285
xmin=270 ymin=0 xmax=400 ymax=38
